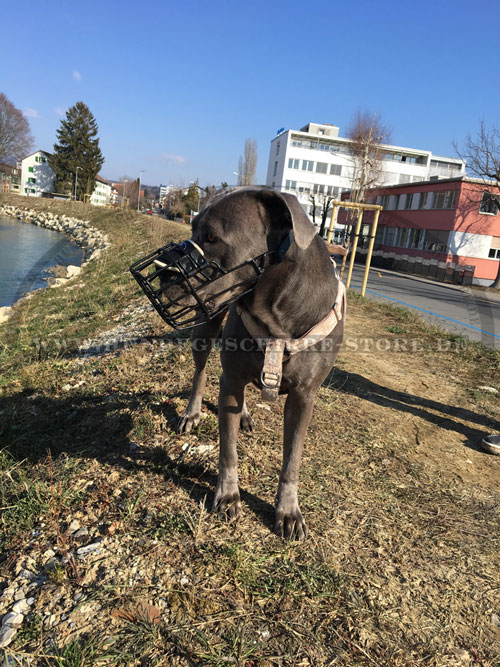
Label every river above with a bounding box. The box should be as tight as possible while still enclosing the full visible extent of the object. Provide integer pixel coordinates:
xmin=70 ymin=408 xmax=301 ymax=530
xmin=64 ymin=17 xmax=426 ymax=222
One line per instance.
xmin=0 ymin=215 xmax=83 ymax=307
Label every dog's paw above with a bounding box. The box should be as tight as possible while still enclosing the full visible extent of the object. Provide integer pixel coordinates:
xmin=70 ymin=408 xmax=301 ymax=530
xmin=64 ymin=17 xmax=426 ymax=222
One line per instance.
xmin=213 ymin=483 xmax=241 ymax=520
xmin=274 ymin=507 xmax=307 ymax=540
xmin=240 ymin=411 xmax=254 ymax=433
xmin=177 ymin=411 xmax=200 ymax=434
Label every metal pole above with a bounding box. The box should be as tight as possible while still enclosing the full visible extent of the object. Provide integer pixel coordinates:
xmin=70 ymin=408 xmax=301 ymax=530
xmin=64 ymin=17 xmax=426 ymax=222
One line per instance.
xmin=137 ymin=172 xmax=142 ymax=212
xmin=360 ymin=208 xmax=381 ymax=297
xmin=345 ymin=209 xmax=364 ymax=289
xmin=326 ymin=204 xmax=338 ymax=243
xmin=74 ymin=167 xmax=80 ymax=201
xmin=122 ymin=179 xmax=128 ymax=209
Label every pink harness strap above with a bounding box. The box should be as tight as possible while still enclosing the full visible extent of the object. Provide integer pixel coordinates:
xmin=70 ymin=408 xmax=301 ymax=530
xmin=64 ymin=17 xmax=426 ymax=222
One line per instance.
xmin=239 ymin=281 xmax=346 ymax=402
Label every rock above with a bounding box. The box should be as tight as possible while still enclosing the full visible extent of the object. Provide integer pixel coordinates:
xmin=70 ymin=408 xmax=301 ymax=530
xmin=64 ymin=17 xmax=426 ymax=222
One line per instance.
xmin=66 ymin=265 xmax=81 ymax=278
xmin=0 ymin=306 xmax=12 ymax=324
xmin=491 ymin=613 xmax=500 ymax=628
xmin=11 ymin=599 xmax=29 ymax=614
xmin=0 ymin=625 xmax=16 ymax=648
xmin=478 ymin=385 xmax=498 ymax=394
xmin=18 ymin=569 xmax=37 ymax=582
xmin=68 ymin=519 xmax=81 ymax=534
xmin=76 ymin=539 xmax=103 ymax=557
xmin=1 ymin=612 xmax=24 ymax=628
xmin=72 ymin=527 xmax=89 ymax=539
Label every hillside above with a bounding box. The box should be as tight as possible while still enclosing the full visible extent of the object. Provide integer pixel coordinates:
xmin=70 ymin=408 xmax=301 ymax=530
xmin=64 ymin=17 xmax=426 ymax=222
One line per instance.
xmin=1 ymin=194 xmax=499 ymax=666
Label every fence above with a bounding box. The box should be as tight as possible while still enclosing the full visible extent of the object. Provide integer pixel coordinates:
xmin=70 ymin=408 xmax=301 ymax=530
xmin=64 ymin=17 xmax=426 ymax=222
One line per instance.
xmin=353 ymin=249 xmax=475 ymax=286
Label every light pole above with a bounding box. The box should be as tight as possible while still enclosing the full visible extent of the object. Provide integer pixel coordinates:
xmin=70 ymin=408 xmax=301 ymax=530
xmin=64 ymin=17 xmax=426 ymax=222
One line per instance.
xmin=233 ymin=170 xmax=242 ymax=185
xmin=122 ymin=179 xmax=128 ymax=209
xmin=137 ymin=170 xmax=144 ymax=212
xmin=74 ymin=166 xmax=82 ymax=201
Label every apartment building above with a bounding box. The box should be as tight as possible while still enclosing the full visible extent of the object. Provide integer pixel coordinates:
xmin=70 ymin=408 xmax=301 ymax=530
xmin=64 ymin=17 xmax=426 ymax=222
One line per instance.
xmin=0 ymin=163 xmax=21 ymax=193
xmin=266 ymin=122 xmax=465 ymax=222
xmin=90 ymin=174 xmax=112 ymax=206
xmin=343 ymin=177 xmax=500 ymax=285
xmin=20 ymin=150 xmax=55 ymax=196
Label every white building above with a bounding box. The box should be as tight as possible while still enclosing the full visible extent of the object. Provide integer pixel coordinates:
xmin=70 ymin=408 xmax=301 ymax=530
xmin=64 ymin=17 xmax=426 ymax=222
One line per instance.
xmin=20 ymin=149 xmax=110 ymax=205
xmin=20 ymin=150 xmax=55 ymax=196
xmin=90 ymin=175 xmax=111 ymax=206
xmin=266 ymin=122 xmax=465 ymax=224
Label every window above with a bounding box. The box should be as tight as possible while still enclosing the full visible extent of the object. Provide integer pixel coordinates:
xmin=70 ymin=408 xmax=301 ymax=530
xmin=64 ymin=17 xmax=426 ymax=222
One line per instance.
xmin=316 ymin=162 xmax=328 ymax=174
xmin=28 ymin=177 xmax=36 ymax=184
xmin=302 ymin=160 xmax=314 ymax=171
xmin=393 ymin=194 xmax=401 ymax=210
xmin=273 ymin=161 xmax=278 ymax=177
xmin=432 ymin=190 xmax=456 ymax=209
xmin=29 ymin=166 xmax=34 ymax=173
xmin=385 ymin=227 xmax=398 ymax=246
xmin=423 ymin=230 xmax=449 ymax=252
xmin=380 ymin=194 xmax=390 ymax=209
xmin=489 ymin=237 xmax=500 ymax=258
xmin=398 ymin=228 xmax=410 ymax=247
xmin=408 ymin=228 xmax=424 ymax=249
xmin=419 ymin=192 xmax=429 ymax=209
xmin=405 ymin=193 xmax=413 ymax=209
xmin=330 ymin=164 xmax=342 ymax=176
xmin=288 ymin=158 xmax=300 ymax=169
xmin=42 ymin=157 xmax=46 ymax=163
xmin=313 ymin=183 xmax=325 ymax=194
xmin=276 ymin=142 xmax=280 ymax=155
xmin=479 ymin=192 xmax=499 ymax=215
xmin=326 ymin=185 xmax=339 ymax=197
xmin=285 ymin=180 xmax=296 ymax=190
xmin=292 ymin=139 xmax=303 ymax=148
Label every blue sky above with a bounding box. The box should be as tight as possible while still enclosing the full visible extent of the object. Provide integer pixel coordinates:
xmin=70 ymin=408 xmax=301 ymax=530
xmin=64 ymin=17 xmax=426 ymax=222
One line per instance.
xmin=2 ymin=0 xmax=499 ymax=187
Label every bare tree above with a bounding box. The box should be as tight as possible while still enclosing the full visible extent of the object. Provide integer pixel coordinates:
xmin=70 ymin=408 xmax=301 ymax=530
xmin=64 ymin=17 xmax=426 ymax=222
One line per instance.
xmin=309 ymin=192 xmax=335 ymax=238
xmin=346 ymin=110 xmax=391 ymax=204
xmin=455 ymin=121 xmax=500 ymax=287
xmin=237 ymin=138 xmax=257 ymax=185
xmin=0 ymin=93 xmax=34 ymax=165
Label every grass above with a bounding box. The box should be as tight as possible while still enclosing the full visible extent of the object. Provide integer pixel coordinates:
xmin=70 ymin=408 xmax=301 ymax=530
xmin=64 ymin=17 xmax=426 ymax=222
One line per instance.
xmin=1 ymin=193 xmax=500 ymax=665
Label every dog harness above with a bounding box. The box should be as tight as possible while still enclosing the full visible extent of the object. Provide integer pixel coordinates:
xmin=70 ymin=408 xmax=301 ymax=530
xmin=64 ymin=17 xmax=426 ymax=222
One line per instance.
xmin=238 ymin=277 xmax=346 ymax=402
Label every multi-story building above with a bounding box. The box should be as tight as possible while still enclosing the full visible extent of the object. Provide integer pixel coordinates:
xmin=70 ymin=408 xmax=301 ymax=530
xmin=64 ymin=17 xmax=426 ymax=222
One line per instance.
xmin=343 ymin=177 xmax=500 ymax=285
xmin=20 ymin=150 xmax=55 ymax=196
xmin=20 ymin=149 xmax=110 ymax=205
xmin=0 ymin=163 xmax=21 ymax=193
xmin=266 ymin=122 xmax=465 ymax=222
xmin=90 ymin=175 xmax=111 ymax=206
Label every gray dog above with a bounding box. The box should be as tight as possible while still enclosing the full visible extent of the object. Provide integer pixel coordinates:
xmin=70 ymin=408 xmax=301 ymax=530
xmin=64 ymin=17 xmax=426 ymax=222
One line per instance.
xmin=167 ymin=187 xmax=345 ymax=539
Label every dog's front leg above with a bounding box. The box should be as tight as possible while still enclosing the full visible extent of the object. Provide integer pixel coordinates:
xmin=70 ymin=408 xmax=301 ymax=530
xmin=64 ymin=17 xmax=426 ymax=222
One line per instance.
xmin=177 ymin=311 xmax=226 ymax=434
xmin=213 ymin=372 xmax=244 ymax=520
xmin=275 ymin=387 xmax=315 ymax=540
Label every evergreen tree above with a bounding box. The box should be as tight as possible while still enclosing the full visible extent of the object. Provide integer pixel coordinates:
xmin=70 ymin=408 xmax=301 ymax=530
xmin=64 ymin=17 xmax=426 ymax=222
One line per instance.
xmin=49 ymin=102 xmax=104 ymax=200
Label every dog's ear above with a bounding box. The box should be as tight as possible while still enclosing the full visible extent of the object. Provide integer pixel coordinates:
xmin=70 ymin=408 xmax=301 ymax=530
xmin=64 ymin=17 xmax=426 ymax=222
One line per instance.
xmin=278 ymin=192 xmax=317 ymax=250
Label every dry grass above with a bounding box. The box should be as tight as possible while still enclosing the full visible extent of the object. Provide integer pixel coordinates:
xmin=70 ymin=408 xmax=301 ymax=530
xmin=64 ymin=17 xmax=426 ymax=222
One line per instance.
xmin=1 ymin=194 xmax=500 ymax=665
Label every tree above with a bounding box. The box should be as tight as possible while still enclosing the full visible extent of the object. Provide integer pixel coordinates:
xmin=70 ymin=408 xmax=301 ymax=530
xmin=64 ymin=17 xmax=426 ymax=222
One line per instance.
xmin=49 ymin=101 xmax=104 ymax=200
xmin=309 ymin=192 xmax=335 ymax=238
xmin=237 ymin=138 xmax=257 ymax=185
xmin=183 ymin=183 xmax=200 ymax=213
xmin=455 ymin=122 xmax=500 ymax=287
xmin=0 ymin=93 xmax=34 ymax=164
xmin=346 ymin=110 xmax=391 ymax=204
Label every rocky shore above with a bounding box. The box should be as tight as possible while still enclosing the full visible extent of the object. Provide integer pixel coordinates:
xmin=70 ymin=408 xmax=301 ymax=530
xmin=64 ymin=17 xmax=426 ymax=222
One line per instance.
xmin=0 ymin=205 xmax=110 ymax=263
xmin=0 ymin=204 xmax=111 ymax=323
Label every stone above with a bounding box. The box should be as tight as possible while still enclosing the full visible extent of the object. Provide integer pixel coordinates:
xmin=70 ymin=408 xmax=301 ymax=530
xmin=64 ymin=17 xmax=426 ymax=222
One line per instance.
xmin=11 ymin=599 xmax=29 ymax=614
xmin=68 ymin=519 xmax=81 ymax=534
xmin=1 ymin=612 xmax=24 ymax=628
xmin=0 ymin=625 xmax=16 ymax=648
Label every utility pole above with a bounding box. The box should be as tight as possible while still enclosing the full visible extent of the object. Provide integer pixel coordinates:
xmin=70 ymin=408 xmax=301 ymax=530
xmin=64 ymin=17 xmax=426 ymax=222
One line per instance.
xmin=137 ymin=170 xmax=144 ymax=212
xmin=74 ymin=166 xmax=81 ymax=201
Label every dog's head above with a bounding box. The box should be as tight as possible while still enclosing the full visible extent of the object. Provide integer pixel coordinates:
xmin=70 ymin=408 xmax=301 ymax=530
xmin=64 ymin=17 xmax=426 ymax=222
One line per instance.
xmin=132 ymin=187 xmax=318 ymax=329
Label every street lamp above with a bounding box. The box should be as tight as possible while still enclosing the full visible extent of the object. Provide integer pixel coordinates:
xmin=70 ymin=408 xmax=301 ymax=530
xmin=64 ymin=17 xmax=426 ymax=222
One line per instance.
xmin=122 ymin=179 xmax=128 ymax=209
xmin=137 ymin=170 xmax=144 ymax=212
xmin=74 ymin=166 xmax=82 ymax=201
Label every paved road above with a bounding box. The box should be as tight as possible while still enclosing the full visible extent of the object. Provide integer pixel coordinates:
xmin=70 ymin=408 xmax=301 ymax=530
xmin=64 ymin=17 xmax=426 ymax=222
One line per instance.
xmin=346 ymin=264 xmax=500 ymax=349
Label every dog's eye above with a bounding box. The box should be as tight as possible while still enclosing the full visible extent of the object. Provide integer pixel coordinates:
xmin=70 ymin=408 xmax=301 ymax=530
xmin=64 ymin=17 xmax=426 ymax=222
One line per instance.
xmin=207 ymin=232 xmax=218 ymax=243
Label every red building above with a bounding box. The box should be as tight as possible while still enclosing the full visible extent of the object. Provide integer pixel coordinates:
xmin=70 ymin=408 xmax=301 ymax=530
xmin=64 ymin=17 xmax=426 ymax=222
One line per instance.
xmin=341 ymin=177 xmax=500 ymax=285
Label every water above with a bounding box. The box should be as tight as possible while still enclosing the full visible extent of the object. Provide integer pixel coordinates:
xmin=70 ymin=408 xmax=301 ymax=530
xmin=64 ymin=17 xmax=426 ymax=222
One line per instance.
xmin=0 ymin=216 xmax=84 ymax=307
